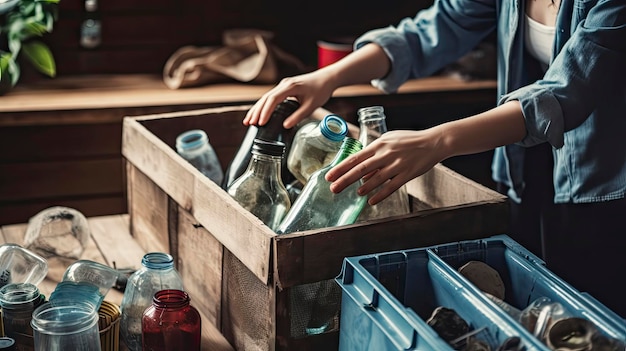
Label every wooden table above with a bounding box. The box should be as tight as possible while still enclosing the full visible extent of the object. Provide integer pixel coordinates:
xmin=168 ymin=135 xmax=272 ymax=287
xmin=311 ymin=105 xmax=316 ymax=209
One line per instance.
xmin=0 ymin=213 xmax=234 ymax=351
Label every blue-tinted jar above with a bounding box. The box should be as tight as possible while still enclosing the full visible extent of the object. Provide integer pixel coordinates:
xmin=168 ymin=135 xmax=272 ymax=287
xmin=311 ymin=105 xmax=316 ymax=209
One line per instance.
xmin=119 ymin=252 xmax=184 ymax=351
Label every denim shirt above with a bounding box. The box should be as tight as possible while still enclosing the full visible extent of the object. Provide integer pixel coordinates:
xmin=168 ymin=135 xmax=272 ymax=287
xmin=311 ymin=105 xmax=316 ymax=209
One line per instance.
xmin=354 ymin=0 xmax=626 ymax=204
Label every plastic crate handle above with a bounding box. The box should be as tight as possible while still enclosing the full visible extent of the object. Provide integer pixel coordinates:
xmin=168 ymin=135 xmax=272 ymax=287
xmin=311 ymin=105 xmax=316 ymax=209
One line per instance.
xmin=337 ymin=260 xmax=445 ymax=350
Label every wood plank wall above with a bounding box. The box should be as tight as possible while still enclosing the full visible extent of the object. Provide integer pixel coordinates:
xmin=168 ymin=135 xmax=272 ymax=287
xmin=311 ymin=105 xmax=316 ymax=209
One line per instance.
xmin=36 ymin=0 xmax=434 ymax=77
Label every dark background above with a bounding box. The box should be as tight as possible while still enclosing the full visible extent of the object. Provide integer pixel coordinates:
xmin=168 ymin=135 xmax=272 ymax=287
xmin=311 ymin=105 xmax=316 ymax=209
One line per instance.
xmin=42 ymin=0 xmax=435 ymax=76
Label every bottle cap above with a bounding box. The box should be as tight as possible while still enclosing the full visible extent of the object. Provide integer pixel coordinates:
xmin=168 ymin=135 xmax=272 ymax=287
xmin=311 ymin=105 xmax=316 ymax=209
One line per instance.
xmin=252 ymin=139 xmax=286 ymax=157
xmin=320 ymin=114 xmax=348 ymax=141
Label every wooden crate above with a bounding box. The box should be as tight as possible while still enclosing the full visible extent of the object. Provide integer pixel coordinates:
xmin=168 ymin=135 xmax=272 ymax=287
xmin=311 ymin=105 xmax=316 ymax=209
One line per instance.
xmin=121 ymin=105 xmax=509 ymax=351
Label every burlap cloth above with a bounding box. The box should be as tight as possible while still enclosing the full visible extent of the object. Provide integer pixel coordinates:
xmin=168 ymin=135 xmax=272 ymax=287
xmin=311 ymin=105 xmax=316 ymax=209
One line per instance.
xmin=163 ymin=29 xmax=308 ymax=89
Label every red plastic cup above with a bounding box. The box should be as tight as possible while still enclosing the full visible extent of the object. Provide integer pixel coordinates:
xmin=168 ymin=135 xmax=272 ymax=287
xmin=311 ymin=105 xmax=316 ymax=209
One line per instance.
xmin=317 ymin=40 xmax=353 ymax=69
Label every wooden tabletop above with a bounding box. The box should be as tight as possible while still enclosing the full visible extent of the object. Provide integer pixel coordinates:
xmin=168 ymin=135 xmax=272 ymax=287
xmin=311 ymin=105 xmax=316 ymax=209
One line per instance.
xmin=0 ymin=73 xmax=497 ymax=112
xmin=0 ymin=214 xmax=235 ymax=351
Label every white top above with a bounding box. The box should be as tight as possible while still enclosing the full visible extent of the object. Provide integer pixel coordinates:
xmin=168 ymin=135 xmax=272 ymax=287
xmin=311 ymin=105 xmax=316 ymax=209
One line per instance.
xmin=525 ymin=14 xmax=556 ymax=70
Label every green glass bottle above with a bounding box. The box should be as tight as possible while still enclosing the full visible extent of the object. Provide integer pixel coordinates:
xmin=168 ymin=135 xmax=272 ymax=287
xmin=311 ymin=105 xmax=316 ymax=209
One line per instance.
xmin=276 ymin=137 xmax=366 ymax=234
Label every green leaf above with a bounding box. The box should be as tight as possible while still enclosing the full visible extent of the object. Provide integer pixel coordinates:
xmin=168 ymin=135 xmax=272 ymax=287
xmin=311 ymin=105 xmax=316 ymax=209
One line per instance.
xmin=22 ymin=41 xmax=56 ymax=77
xmin=23 ymin=21 xmax=48 ymax=37
xmin=0 ymin=53 xmax=12 ymax=72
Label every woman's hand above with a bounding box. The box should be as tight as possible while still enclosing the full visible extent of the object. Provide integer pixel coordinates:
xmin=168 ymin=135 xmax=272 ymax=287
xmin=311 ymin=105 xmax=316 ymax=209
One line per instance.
xmin=326 ymin=129 xmax=448 ymax=205
xmin=243 ymin=70 xmax=336 ymax=129
xmin=325 ymin=101 xmax=528 ymax=205
xmin=243 ymin=43 xmax=392 ymax=129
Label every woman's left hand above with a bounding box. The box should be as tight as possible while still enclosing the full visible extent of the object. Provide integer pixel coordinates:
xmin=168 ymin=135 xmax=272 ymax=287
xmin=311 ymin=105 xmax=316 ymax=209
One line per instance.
xmin=325 ymin=129 xmax=447 ymax=205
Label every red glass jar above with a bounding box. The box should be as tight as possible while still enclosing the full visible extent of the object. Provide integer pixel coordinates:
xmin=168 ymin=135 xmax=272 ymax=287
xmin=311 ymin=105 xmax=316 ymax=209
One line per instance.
xmin=141 ymin=289 xmax=201 ymax=351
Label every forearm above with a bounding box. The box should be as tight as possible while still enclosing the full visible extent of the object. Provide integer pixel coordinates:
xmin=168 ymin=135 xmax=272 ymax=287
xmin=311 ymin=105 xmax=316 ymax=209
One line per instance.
xmin=434 ymin=100 xmax=527 ymax=159
xmin=320 ymin=43 xmax=391 ymax=90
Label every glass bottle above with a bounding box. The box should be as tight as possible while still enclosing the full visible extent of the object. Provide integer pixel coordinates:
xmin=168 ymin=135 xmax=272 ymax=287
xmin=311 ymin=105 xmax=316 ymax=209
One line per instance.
xmin=356 ymin=106 xmax=411 ymax=221
xmin=119 ymin=252 xmax=184 ymax=351
xmin=227 ymin=139 xmax=291 ymax=231
xmin=277 ymin=137 xmax=366 ymax=234
xmin=0 ymin=283 xmax=46 ymax=351
xmin=176 ymin=129 xmax=224 ymax=185
xmin=277 ymin=138 xmax=366 ymax=337
xmin=141 ymin=289 xmax=201 ymax=351
xmin=222 ymin=99 xmax=300 ymax=189
xmin=286 ymin=114 xmax=348 ymax=185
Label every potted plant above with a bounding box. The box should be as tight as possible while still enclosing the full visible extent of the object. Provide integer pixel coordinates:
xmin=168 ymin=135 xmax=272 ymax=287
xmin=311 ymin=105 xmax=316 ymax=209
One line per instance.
xmin=0 ymin=0 xmax=60 ymax=95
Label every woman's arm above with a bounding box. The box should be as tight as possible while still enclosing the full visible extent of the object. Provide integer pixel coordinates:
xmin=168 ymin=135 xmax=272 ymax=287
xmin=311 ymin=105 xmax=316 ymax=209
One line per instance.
xmin=326 ymin=100 xmax=527 ymax=205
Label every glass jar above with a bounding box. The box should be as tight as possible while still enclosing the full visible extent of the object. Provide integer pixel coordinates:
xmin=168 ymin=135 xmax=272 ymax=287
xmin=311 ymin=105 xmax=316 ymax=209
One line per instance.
xmin=0 ymin=283 xmax=46 ymax=351
xmin=356 ymin=106 xmax=411 ymax=221
xmin=141 ymin=289 xmax=201 ymax=351
xmin=227 ymin=139 xmax=291 ymax=231
xmin=0 ymin=244 xmax=47 ymax=288
xmin=286 ymin=114 xmax=348 ymax=185
xmin=176 ymin=129 xmax=224 ymax=185
xmin=31 ymin=302 xmax=102 ymax=351
xmin=119 ymin=253 xmax=184 ymax=351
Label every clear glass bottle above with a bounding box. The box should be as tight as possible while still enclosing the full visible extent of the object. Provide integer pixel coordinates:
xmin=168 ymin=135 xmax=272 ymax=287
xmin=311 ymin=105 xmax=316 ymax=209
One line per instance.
xmin=176 ymin=129 xmax=224 ymax=185
xmin=278 ymin=138 xmax=366 ymax=338
xmin=227 ymin=139 xmax=291 ymax=231
xmin=141 ymin=289 xmax=201 ymax=351
xmin=222 ymin=99 xmax=300 ymax=189
xmin=286 ymin=114 xmax=348 ymax=185
xmin=356 ymin=106 xmax=411 ymax=221
xmin=277 ymin=137 xmax=366 ymax=234
xmin=119 ymin=252 xmax=184 ymax=351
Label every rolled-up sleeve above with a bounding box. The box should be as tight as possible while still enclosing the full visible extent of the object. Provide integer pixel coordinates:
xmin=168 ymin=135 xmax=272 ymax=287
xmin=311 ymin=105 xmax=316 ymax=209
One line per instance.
xmin=500 ymin=0 xmax=626 ymax=149
xmin=354 ymin=0 xmax=497 ymax=94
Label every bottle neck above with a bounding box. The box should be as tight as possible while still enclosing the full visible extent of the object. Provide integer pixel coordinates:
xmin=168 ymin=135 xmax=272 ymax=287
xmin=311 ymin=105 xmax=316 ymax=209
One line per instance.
xmin=358 ymin=107 xmax=388 ymax=145
xmin=257 ymin=99 xmax=300 ymax=140
xmin=152 ymin=289 xmax=190 ymax=310
xmin=176 ymin=130 xmax=209 ymax=153
xmin=247 ymin=153 xmax=283 ymax=179
xmin=329 ymin=138 xmax=363 ymax=167
xmin=142 ymin=252 xmax=175 ymax=270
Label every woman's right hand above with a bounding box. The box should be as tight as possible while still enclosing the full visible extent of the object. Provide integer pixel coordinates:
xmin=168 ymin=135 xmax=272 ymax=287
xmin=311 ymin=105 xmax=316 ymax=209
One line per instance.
xmin=243 ymin=69 xmax=337 ymax=129
xmin=243 ymin=43 xmax=391 ymax=130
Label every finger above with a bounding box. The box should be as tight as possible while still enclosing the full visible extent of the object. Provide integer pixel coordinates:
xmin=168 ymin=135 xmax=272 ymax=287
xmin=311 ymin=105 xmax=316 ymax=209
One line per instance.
xmin=362 ymin=175 xmax=403 ymax=205
xmin=283 ymin=101 xmax=315 ymax=129
xmin=327 ymin=151 xmax=378 ymax=194
xmin=243 ymin=95 xmax=267 ymax=126
xmin=258 ymin=94 xmax=286 ymax=126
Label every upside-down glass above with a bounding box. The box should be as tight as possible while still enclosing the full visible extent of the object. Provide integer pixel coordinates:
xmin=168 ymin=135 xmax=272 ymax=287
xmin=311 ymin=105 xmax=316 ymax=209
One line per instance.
xmin=0 ymin=244 xmax=48 ymax=288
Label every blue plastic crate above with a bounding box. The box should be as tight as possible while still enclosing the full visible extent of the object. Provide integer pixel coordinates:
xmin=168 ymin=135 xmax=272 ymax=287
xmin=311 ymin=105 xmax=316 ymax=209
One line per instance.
xmin=429 ymin=235 xmax=626 ymax=340
xmin=336 ymin=235 xmax=626 ymax=351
